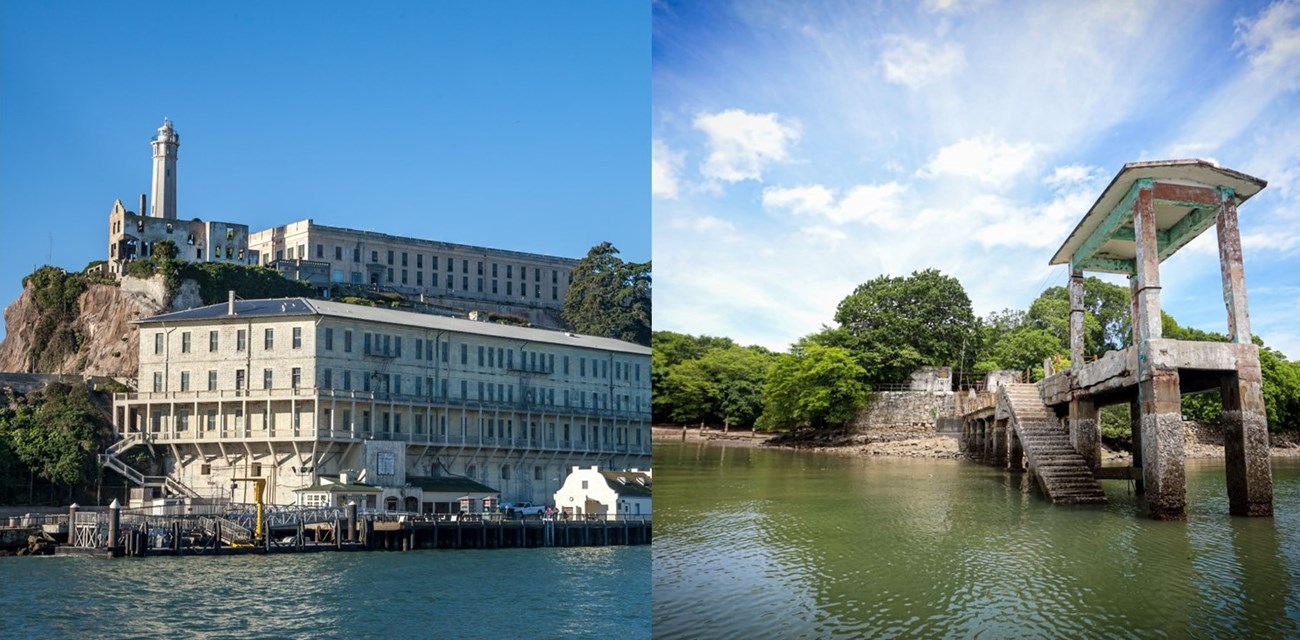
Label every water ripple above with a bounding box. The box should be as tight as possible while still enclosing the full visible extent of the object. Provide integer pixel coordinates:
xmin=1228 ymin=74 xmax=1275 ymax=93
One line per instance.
xmin=653 ymin=445 xmax=1300 ymax=639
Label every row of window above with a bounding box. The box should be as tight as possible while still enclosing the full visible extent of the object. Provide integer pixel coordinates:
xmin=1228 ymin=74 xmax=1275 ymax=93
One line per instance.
xmin=371 ymin=268 xmax=561 ymax=300
xmin=154 ymin=327 xmax=302 ymax=355
xmin=320 ymin=327 xmax=644 ymax=383
xmin=156 ymin=406 xmax=644 ymax=451
xmin=277 ymin=242 xmax=568 ymax=286
xmin=150 ymin=366 xmax=646 ymax=413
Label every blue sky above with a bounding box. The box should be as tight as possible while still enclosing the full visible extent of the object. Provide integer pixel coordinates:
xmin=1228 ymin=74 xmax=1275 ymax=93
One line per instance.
xmin=0 ymin=1 xmax=648 ymax=337
xmin=653 ymin=0 xmax=1300 ymax=360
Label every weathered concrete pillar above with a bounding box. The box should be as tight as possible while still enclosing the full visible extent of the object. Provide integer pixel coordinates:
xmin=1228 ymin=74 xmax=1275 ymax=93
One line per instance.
xmin=1069 ymin=269 xmax=1086 ymax=368
xmin=1139 ymin=370 xmax=1185 ymax=520
xmin=1132 ymin=179 xmax=1162 ymax=343
xmin=1129 ymin=396 xmax=1144 ymax=494
xmin=991 ymin=419 xmax=1008 ymax=468
xmin=1069 ymin=397 xmax=1101 ymax=469
xmin=977 ymin=416 xmax=987 ymax=463
xmin=1216 ymin=190 xmax=1252 ymax=344
xmin=1007 ymin=428 xmax=1024 ymax=472
xmin=1221 ymin=355 xmax=1273 ymax=516
xmin=1132 ymin=178 xmax=1184 ymax=519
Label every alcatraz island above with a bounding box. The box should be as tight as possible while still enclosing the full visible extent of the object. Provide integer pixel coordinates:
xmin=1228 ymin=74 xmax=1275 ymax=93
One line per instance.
xmin=1 ymin=119 xmax=652 ymax=556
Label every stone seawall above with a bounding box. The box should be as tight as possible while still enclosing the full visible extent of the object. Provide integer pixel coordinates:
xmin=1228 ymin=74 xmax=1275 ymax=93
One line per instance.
xmin=850 ymin=391 xmax=955 ymax=439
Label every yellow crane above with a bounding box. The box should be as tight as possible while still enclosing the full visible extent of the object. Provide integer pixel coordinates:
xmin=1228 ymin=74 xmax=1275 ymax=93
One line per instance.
xmin=232 ymin=477 xmax=267 ymax=546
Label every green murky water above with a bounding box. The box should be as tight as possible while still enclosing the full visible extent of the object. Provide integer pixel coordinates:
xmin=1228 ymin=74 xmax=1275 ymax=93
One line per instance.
xmin=653 ymin=442 xmax=1300 ymax=639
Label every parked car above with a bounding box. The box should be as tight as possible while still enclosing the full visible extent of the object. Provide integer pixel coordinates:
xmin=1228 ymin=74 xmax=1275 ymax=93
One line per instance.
xmin=500 ymin=502 xmax=545 ymax=518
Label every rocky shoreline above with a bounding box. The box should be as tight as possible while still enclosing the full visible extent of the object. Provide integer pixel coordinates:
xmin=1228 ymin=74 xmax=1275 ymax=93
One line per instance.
xmin=653 ymin=424 xmax=1300 ymax=460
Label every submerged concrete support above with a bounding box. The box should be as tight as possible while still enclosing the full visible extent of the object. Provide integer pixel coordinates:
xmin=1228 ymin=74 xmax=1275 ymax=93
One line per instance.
xmin=1069 ymin=397 xmax=1101 ymax=470
xmin=991 ymin=419 xmax=1008 ymax=468
xmin=1139 ymin=371 xmax=1185 ymax=520
xmin=1129 ymin=397 xmax=1144 ymax=494
xmin=977 ymin=416 xmax=987 ymax=463
xmin=1007 ymin=426 xmax=1024 ymax=472
xmin=1221 ymin=358 xmax=1273 ymax=516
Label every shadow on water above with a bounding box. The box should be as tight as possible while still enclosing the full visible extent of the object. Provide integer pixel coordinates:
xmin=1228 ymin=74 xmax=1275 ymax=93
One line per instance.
xmin=653 ymin=444 xmax=1300 ymax=639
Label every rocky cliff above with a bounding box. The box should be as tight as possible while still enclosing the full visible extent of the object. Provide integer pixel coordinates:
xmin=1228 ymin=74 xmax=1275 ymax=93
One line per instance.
xmin=0 ymin=277 xmax=169 ymax=379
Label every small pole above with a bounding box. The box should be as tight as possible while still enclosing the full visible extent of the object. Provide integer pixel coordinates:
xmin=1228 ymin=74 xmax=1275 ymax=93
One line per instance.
xmin=347 ymin=501 xmax=358 ymax=544
xmin=68 ymin=503 xmax=79 ymax=546
xmin=107 ymin=499 xmax=121 ymax=558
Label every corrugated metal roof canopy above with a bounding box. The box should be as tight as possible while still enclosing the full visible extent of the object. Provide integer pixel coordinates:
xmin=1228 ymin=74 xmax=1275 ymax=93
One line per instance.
xmin=136 ymin=297 xmax=650 ymax=355
xmin=1049 ymin=160 xmax=1266 ymax=271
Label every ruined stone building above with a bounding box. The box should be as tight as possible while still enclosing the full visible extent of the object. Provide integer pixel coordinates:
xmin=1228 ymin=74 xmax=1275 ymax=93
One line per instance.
xmin=247 ymin=219 xmax=577 ymax=328
xmin=104 ymin=296 xmax=651 ymax=510
xmin=105 ymin=120 xmax=580 ymax=328
xmin=106 ymin=119 xmax=252 ymax=275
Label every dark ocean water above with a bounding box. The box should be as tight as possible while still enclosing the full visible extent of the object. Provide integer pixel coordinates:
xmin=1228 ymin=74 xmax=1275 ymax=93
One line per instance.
xmin=0 ymin=545 xmax=649 ymax=639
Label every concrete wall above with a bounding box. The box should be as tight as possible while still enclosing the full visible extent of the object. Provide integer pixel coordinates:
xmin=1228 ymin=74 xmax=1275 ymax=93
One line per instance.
xmin=851 ymin=390 xmax=955 ymax=436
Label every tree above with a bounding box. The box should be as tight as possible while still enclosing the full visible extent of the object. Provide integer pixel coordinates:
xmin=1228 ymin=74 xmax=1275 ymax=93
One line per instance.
xmin=757 ymin=344 xmax=868 ymax=431
xmin=563 ymin=242 xmax=651 ymax=346
xmin=652 ymin=331 xmax=773 ymax=427
xmin=0 ymin=382 xmax=111 ymax=502
xmin=990 ymin=327 xmax=1065 ymax=374
xmin=833 ymin=269 xmax=976 ymax=385
xmin=1024 ymin=277 xmax=1130 ymax=359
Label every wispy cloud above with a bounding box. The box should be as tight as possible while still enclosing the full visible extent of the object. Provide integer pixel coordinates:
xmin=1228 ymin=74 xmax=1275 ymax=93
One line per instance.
xmin=655 ymin=1 xmax=1300 ymax=358
xmin=693 ymin=109 xmax=800 ymax=184
xmin=918 ymin=136 xmax=1041 ymax=188
xmin=880 ymin=35 xmax=965 ymax=89
xmin=762 ymin=182 xmax=908 ymax=226
xmin=651 ymin=138 xmax=685 ymax=200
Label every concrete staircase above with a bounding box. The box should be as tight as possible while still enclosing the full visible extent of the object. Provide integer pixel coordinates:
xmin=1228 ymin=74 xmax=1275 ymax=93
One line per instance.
xmin=99 ymin=432 xmax=202 ymax=500
xmin=1002 ymin=384 xmax=1107 ymax=505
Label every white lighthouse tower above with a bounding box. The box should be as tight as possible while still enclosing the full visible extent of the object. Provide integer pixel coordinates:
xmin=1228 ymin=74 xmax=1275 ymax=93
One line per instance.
xmin=149 ymin=118 xmax=180 ymax=219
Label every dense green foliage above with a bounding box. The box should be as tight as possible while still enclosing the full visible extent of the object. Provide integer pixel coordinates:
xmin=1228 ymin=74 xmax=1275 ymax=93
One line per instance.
xmin=563 ymin=242 xmax=651 ymax=346
xmin=658 ymin=267 xmax=1300 ymax=435
xmin=21 ymin=266 xmax=90 ymax=372
xmin=652 ymin=332 xmax=774 ymax=427
xmin=756 ymin=344 xmax=868 ymax=431
xmin=0 ymin=383 xmax=112 ymax=504
xmin=834 ymin=269 xmax=977 ymax=386
xmin=181 ymin=261 xmax=313 ymax=304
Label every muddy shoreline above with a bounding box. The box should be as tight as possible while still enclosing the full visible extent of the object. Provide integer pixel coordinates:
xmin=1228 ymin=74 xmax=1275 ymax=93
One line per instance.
xmin=653 ymin=425 xmax=1300 ymax=460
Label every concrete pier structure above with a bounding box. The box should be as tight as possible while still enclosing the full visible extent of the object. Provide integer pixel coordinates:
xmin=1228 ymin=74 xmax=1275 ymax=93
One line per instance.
xmin=957 ymin=160 xmax=1274 ymax=519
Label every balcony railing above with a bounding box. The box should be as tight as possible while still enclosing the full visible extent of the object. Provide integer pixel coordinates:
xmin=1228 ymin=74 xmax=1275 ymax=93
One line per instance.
xmin=112 ymin=423 xmax=651 ymax=456
xmin=114 ymin=389 xmax=649 ymax=422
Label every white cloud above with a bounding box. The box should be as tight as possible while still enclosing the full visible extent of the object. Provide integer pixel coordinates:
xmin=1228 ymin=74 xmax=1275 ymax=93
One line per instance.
xmin=1043 ymin=164 xmax=1103 ymax=191
xmin=799 ymin=225 xmax=848 ymax=243
xmin=1243 ymin=230 xmax=1300 ymax=254
xmin=693 ymin=109 xmax=800 ymax=184
xmin=651 ymin=139 xmax=685 ymax=200
xmin=880 ymin=35 xmax=965 ymax=89
xmin=1166 ymin=1 xmax=1300 ymax=159
xmin=671 ymin=214 xmax=736 ymax=234
xmin=761 ymin=184 xmax=834 ymax=216
xmin=918 ymin=136 xmax=1041 ymax=187
xmin=1236 ymin=0 xmax=1300 ymax=87
xmin=762 ymin=182 xmax=909 ymax=226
